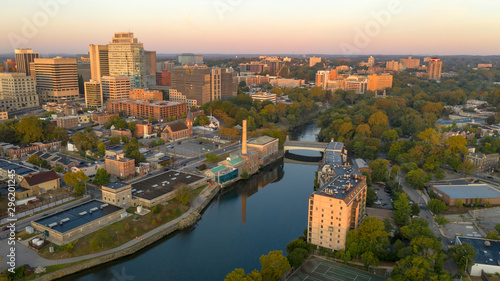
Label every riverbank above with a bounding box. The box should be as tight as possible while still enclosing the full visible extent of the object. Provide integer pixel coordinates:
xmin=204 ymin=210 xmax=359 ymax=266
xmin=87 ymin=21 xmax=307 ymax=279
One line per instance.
xmin=24 ymin=184 xmax=221 ymax=281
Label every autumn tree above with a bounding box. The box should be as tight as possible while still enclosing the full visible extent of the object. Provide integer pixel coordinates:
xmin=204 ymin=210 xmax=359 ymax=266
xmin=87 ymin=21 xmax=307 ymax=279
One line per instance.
xmin=260 ymin=250 xmax=291 ymax=281
xmin=346 ymin=216 xmax=389 ymax=258
xmin=394 ymin=193 xmax=412 ymax=227
xmin=16 ymin=116 xmax=44 ymax=144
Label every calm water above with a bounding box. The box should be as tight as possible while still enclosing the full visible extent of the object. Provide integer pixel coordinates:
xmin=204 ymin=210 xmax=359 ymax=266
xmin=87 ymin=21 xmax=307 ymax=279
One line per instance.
xmin=66 ymin=123 xmax=321 ymax=281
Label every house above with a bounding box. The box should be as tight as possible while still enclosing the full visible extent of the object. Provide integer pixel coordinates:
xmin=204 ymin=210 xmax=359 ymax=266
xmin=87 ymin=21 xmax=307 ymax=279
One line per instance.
xmin=20 ymin=170 xmax=61 ymax=195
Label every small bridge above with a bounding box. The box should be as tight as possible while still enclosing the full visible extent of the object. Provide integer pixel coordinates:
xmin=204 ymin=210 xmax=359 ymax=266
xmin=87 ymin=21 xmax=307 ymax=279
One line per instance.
xmin=284 ymin=138 xmax=329 ymax=152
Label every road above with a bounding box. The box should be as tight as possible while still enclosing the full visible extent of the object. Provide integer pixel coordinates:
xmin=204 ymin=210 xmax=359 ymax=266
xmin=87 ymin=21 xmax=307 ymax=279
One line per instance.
xmin=397 ymin=175 xmax=459 ymax=276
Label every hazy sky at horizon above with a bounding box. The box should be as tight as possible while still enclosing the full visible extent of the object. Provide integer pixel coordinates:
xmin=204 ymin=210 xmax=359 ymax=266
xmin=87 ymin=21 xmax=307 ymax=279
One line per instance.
xmin=1 ymin=0 xmax=499 ymax=55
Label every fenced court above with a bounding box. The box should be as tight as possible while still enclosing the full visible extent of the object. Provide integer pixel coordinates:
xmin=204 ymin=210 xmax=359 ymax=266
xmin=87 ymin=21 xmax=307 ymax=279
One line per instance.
xmin=288 ymin=256 xmax=386 ymax=281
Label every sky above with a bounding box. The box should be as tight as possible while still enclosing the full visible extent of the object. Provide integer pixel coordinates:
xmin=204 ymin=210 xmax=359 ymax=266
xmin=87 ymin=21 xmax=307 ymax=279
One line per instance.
xmin=1 ymin=0 xmax=499 ymax=56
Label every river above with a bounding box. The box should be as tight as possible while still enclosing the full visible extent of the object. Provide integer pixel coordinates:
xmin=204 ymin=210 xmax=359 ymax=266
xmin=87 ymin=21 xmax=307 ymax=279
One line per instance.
xmin=66 ymin=123 xmax=321 ymax=281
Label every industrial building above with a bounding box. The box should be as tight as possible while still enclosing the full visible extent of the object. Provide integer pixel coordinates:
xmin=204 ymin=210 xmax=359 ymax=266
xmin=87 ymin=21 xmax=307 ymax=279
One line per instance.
xmin=31 ymin=200 xmax=126 ymax=244
xmin=431 ymin=184 xmax=500 ymax=206
xmin=456 ymin=236 xmax=500 ymax=276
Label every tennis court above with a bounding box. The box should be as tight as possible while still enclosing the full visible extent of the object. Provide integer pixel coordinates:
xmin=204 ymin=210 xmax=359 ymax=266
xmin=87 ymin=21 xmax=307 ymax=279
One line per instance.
xmin=288 ymin=256 xmax=386 ymax=281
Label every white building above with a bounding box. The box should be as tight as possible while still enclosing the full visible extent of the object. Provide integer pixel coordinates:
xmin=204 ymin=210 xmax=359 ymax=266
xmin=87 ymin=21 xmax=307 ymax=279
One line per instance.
xmin=0 ymin=73 xmax=39 ymax=111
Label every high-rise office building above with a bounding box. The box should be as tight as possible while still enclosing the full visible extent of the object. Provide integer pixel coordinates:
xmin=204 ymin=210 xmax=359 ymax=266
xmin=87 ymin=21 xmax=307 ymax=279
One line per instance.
xmin=428 ymin=58 xmax=443 ymax=81
xmin=171 ymin=66 xmax=212 ymax=106
xmin=89 ymin=45 xmax=109 ymax=82
xmin=15 ymin=49 xmax=39 ymax=76
xmin=32 ymin=57 xmax=79 ymax=102
xmin=108 ymin=32 xmax=146 ymax=89
xmin=84 ymin=79 xmax=103 ymax=108
xmin=211 ymin=67 xmax=237 ymax=100
xmin=101 ymin=75 xmax=130 ymax=100
xmin=0 ymin=73 xmax=39 ymax=110
xmin=176 ymin=53 xmax=203 ymax=65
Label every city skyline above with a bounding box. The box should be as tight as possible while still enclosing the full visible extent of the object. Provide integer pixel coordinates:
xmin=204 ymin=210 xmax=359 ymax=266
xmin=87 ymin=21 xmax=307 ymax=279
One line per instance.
xmin=1 ymin=0 xmax=499 ymax=55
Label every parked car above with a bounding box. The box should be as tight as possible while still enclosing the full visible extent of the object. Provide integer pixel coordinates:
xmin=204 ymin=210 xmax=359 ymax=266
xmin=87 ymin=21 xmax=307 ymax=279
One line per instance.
xmin=2 ymin=226 xmax=10 ymax=231
xmin=374 ymin=200 xmax=382 ymax=205
xmin=177 ymin=141 xmax=182 ymax=144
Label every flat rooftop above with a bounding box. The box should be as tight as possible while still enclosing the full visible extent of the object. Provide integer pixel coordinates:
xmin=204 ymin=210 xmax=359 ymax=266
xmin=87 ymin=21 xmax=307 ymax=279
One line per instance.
xmin=103 ymin=182 xmax=129 ymax=190
xmin=434 ymin=184 xmax=500 ymax=199
xmin=248 ymin=136 xmax=276 ymax=146
xmin=33 ymin=200 xmax=123 ymax=234
xmin=131 ymin=170 xmax=204 ymax=201
xmin=457 ymin=237 xmax=500 ymax=265
xmin=316 ymin=165 xmax=364 ymax=202
xmin=0 ymin=159 xmax=37 ymax=175
xmin=326 ymin=141 xmax=344 ymax=152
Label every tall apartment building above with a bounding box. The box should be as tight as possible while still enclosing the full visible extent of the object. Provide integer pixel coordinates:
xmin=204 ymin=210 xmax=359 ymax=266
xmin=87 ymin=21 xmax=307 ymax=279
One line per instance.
xmin=15 ymin=49 xmax=39 ymax=76
xmin=316 ymin=70 xmax=338 ymax=89
xmin=309 ymin=56 xmax=322 ymax=67
xmin=129 ymin=89 xmax=163 ymax=101
xmin=171 ymin=66 xmax=212 ymax=105
xmin=368 ymin=56 xmax=375 ymax=67
xmin=108 ymin=32 xmax=146 ymax=89
xmin=106 ymin=99 xmax=187 ymax=121
xmin=307 ymin=141 xmax=367 ymax=251
xmin=211 ymin=67 xmax=237 ymax=100
xmin=400 ymin=56 xmax=420 ymax=69
xmin=89 ymin=45 xmax=109 ymax=82
xmin=0 ymin=73 xmax=39 ymax=111
xmin=101 ymin=75 xmax=130 ymax=100
xmin=84 ymin=79 xmax=103 ymax=108
xmin=367 ymin=73 xmax=393 ymax=91
xmin=385 ymin=60 xmax=400 ymax=71
xmin=238 ymin=62 xmax=270 ymax=75
xmin=32 ymin=57 xmax=79 ymax=102
xmin=428 ymin=58 xmax=443 ymax=81
xmin=176 ymin=53 xmax=203 ymax=65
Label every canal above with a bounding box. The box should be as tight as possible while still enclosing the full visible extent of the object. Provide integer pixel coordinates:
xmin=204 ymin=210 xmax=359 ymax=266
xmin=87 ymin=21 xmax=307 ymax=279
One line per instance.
xmin=67 ymin=123 xmax=322 ymax=281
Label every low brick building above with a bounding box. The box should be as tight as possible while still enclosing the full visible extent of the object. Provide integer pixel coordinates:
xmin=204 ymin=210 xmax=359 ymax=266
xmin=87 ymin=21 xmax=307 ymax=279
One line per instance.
xmin=105 ymin=154 xmax=135 ymax=178
xmin=20 ymin=170 xmax=60 ymax=195
xmin=160 ymin=111 xmax=193 ymax=141
xmin=106 ymin=99 xmax=187 ymax=122
xmin=465 ymin=152 xmax=499 ymax=172
xmin=432 ymin=184 xmax=500 ymax=206
xmin=92 ymin=112 xmax=119 ymax=125
xmin=56 ymin=116 xmax=79 ymax=129
xmin=111 ymin=129 xmax=132 ymax=139
xmin=129 ymin=89 xmax=163 ymax=101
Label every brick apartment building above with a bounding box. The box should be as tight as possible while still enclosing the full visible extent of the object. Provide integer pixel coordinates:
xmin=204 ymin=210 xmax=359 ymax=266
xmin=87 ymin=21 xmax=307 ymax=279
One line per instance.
xmin=129 ymin=89 xmax=163 ymax=101
xmin=106 ymin=99 xmax=187 ymax=121
xmin=7 ymin=141 xmax=61 ymax=159
xmin=111 ymin=129 xmax=133 ymax=139
xmin=92 ymin=112 xmax=119 ymax=125
xmin=105 ymin=153 xmax=135 ymax=178
xmin=56 ymin=116 xmax=79 ymax=129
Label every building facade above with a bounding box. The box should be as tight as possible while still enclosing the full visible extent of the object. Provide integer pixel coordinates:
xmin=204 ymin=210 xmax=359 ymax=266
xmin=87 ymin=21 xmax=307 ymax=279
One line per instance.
xmin=33 ymin=57 xmax=79 ymax=102
xmin=15 ymin=49 xmax=39 ymax=76
xmin=101 ymin=75 xmax=130 ymax=100
xmin=0 ymin=73 xmax=39 ymax=111
xmin=89 ymin=44 xmax=109 ymax=82
xmin=171 ymin=66 xmax=212 ymax=106
xmin=105 ymin=154 xmax=135 ymax=178
xmin=129 ymin=89 xmax=163 ymax=101
xmin=106 ymin=99 xmax=187 ymax=121
xmin=176 ymin=53 xmax=203 ymax=65
xmin=428 ymin=58 xmax=443 ymax=81
xmin=56 ymin=116 xmax=79 ymax=129
xmin=108 ymin=32 xmax=146 ymax=89
xmin=400 ymin=56 xmax=420 ymax=69
xmin=101 ymin=182 xmax=133 ymax=208
xmin=168 ymin=89 xmax=198 ymax=108
xmin=84 ymin=79 xmax=103 ymax=108
xmin=367 ymin=73 xmax=393 ymax=91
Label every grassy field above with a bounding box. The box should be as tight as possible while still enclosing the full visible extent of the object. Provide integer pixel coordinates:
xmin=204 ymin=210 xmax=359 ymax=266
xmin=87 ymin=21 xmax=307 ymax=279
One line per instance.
xmin=38 ymin=200 xmax=190 ymax=259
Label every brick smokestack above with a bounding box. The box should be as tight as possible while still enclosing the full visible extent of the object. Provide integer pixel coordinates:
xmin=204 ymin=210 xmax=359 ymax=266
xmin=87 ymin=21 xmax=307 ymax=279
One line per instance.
xmin=242 ymin=120 xmax=247 ymax=154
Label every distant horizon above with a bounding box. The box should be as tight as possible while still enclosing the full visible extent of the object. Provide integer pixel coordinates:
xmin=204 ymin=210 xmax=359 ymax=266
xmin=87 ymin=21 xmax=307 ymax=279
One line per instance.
xmin=1 ymin=0 xmax=499 ymax=55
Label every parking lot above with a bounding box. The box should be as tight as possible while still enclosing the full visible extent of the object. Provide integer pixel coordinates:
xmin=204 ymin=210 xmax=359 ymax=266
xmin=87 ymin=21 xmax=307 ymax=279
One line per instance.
xmin=371 ymin=184 xmax=393 ymax=209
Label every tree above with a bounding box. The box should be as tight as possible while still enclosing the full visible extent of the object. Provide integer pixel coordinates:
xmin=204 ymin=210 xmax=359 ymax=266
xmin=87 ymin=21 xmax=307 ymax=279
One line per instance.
xmin=496 ymin=223 xmax=500 ymax=234
xmin=485 ymin=231 xmax=500 ymax=240
xmin=241 ymin=169 xmax=249 ymax=179
xmin=110 ymin=137 xmax=120 ymax=145
xmin=122 ymin=135 xmax=129 ymax=144
xmin=394 ymin=193 xmax=412 ymax=227
xmin=158 ymin=138 xmax=165 ymax=145
xmin=149 ymin=116 xmax=156 ymax=123
xmin=405 ymin=169 xmax=430 ymax=190
xmin=361 ymin=251 xmax=379 ymax=270
xmin=287 ymin=248 xmax=309 ymax=268
xmin=174 ymin=183 xmax=194 ymax=205
xmin=447 ymin=242 xmax=476 ymax=272
xmin=455 ymin=199 xmax=463 ymax=208
xmin=368 ymin=159 xmax=389 ymax=183
xmin=346 ymin=216 xmax=389 ymax=258
xmin=150 ymin=140 xmax=157 ymax=147
xmin=366 ymin=187 xmax=376 ymax=206
xmin=260 ymin=250 xmax=291 ymax=281
xmin=383 ymin=216 xmax=393 ymax=233
xmin=411 ymin=203 xmax=421 ymax=216
xmin=225 ymin=268 xmax=262 ymax=281
xmin=90 ymin=229 xmax=113 ymax=250
xmin=428 ymin=199 xmax=447 ymax=215
xmin=93 ymin=168 xmax=111 ymax=186
xmin=63 ymin=171 xmax=89 ymax=194
xmin=436 ymin=216 xmax=449 ymax=226
xmin=97 ymin=143 xmax=106 ymax=156
xmin=460 ymin=160 xmax=477 ymax=176
xmin=54 ymin=165 xmax=64 ymax=173
xmin=16 ymin=116 xmax=44 ymax=144
xmin=205 ymin=152 xmax=218 ymax=163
